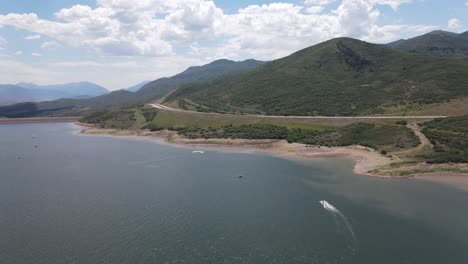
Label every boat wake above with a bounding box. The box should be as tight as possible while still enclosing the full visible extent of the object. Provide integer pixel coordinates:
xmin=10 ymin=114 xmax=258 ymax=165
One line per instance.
xmin=320 ymin=200 xmax=358 ymax=256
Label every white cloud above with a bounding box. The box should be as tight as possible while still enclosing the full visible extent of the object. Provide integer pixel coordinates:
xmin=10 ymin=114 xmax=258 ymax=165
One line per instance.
xmin=41 ymin=41 xmax=62 ymax=50
xmin=0 ymin=0 xmax=435 ymax=89
xmin=0 ymin=0 xmax=425 ymax=59
xmin=24 ymin=34 xmax=41 ymax=40
xmin=211 ymin=0 xmax=432 ymax=60
xmin=0 ymin=36 xmax=7 ymax=46
xmin=49 ymin=60 xmax=136 ymax=68
xmin=0 ymin=1 xmax=225 ymax=56
xmin=447 ymin=18 xmax=460 ymax=30
xmin=31 ymin=52 xmax=42 ymax=57
xmin=304 ymin=0 xmax=336 ymax=13
xmin=305 ymin=0 xmax=337 ymax=4
xmin=15 ymin=50 xmax=23 ymax=55
xmin=0 ymin=59 xmax=60 ymax=84
xmin=369 ymin=0 xmax=413 ymax=11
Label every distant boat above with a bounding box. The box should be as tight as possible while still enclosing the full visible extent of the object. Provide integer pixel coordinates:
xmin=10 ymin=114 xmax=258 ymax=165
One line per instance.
xmin=192 ymin=150 xmax=205 ymax=154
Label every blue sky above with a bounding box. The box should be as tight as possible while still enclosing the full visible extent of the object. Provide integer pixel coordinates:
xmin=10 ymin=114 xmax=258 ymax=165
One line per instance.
xmin=0 ymin=0 xmax=466 ymax=90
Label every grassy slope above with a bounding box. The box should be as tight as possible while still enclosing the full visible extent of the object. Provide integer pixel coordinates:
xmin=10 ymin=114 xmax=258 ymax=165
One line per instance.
xmin=0 ymin=60 xmax=263 ymax=118
xmin=421 ymin=115 xmax=468 ymax=163
xmin=381 ymin=97 xmax=468 ymax=116
xmin=166 ymin=38 xmax=468 ymax=116
xmin=82 ymin=107 xmax=420 ymax=154
xmin=178 ymin=122 xmax=419 ymax=152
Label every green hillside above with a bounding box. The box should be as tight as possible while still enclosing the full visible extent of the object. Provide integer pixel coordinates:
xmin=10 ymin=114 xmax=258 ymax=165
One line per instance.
xmin=389 ymin=30 xmax=468 ymax=59
xmin=166 ymin=37 xmax=468 ymax=116
xmin=0 ymin=59 xmax=263 ymax=118
xmin=422 ymin=115 xmax=468 ymax=163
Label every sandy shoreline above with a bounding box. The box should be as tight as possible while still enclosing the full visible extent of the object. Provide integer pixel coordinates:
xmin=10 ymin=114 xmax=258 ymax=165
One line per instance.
xmin=76 ymin=123 xmax=468 ymax=191
xmin=77 ymin=124 xmax=390 ymax=174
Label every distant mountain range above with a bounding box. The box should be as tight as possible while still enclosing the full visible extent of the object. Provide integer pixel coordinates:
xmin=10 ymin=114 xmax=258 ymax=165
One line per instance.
xmin=126 ymin=81 xmax=151 ymax=92
xmin=388 ymin=30 xmax=468 ymax=60
xmin=0 ymin=82 xmax=109 ymax=106
xmin=2 ymin=29 xmax=468 ymax=118
xmin=165 ymin=36 xmax=468 ymax=116
xmin=0 ymin=59 xmax=264 ymax=117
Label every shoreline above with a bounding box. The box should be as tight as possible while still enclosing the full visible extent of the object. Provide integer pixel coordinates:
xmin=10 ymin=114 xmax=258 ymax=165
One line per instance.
xmin=75 ymin=124 xmax=468 ymax=191
xmin=0 ymin=117 xmax=81 ymax=124
xmin=77 ymin=124 xmax=390 ymax=175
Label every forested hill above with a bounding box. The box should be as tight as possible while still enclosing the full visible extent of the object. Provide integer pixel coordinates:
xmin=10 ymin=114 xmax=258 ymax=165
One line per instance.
xmin=165 ymin=37 xmax=468 ymax=116
xmin=389 ymin=30 xmax=468 ymax=60
xmin=0 ymin=59 xmax=264 ymax=118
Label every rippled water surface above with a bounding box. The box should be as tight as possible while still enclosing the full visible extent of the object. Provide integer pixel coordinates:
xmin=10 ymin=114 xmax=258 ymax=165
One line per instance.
xmin=1 ymin=123 xmax=468 ymax=264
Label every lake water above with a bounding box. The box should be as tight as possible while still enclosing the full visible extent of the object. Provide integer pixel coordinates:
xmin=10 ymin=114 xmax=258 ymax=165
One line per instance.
xmin=1 ymin=123 xmax=468 ymax=264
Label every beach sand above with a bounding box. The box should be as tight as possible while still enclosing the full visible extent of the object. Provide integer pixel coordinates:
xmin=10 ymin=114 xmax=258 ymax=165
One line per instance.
xmin=76 ymin=124 xmax=468 ymax=191
xmin=79 ymin=125 xmax=390 ymax=173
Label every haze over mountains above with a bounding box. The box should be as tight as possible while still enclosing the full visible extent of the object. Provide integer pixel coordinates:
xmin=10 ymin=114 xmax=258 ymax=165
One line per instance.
xmin=0 ymin=59 xmax=263 ymax=117
xmin=0 ymin=82 xmax=109 ymax=106
xmin=1 ymin=30 xmax=468 ymax=118
xmin=126 ymin=81 xmax=151 ymax=92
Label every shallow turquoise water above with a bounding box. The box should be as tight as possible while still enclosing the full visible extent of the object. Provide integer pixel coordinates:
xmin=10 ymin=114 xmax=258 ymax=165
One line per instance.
xmin=1 ymin=123 xmax=468 ymax=264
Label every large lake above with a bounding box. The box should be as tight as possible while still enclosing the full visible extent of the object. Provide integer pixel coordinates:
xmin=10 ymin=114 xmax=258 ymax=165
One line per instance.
xmin=1 ymin=123 xmax=468 ymax=264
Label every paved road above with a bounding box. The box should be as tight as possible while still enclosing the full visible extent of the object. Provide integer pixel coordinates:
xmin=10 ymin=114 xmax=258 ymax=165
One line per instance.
xmin=148 ymin=103 xmax=447 ymax=119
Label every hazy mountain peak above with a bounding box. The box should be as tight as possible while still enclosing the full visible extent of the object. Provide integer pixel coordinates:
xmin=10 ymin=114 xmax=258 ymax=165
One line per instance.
xmin=16 ymin=82 xmax=38 ymax=89
xmin=126 ymin=81 xmax=151 ymax=92
xmin=387 ymin=29 xmax=468 ymax=59
xmin=426 ymin=30 xmax=458 ymax=36
xmin=0 ymin=82 xmax=109 ymax=105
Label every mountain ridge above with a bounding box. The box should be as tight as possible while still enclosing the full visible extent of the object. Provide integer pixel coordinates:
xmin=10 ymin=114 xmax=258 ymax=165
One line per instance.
xmin=0 ymin=82 xmax=108 ymax=106
xmin=388 ymin=30 xmax=468 ymax=59
xmin=0 ymin=59 xmax=264 ymax=117
xmin=165 ymin=37 xmax=468 ymax=116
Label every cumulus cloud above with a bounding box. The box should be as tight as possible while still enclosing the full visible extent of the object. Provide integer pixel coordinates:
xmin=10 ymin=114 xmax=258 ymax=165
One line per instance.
xmin=0 ymin=1 xmax=225 ymax=56
xmin=0 ymin=0 xmax=437 ymax=89
xmin=31 ymin=52 xmax=42 ymax=57
xmin=15 ymin=51 xmax=23 ymax=55
xmin=369 ymin=0 xmax=413 ymax=11
xmin=0 ymin=0 xmax=429 ymax=59
xmin=212 ymin=0 xmax=432 ymax=60
xmin=41 ymin=41 xmax=62 ymax=50
xmin=447 ymin=18 xmax=460 ymax=30
xmin=304 ymin=0 xmax=337 ymax=13
xmin=24 ymin=34 xmax=41 ymax=40
xmin=0 ymin=36 xmax=7 ymax=46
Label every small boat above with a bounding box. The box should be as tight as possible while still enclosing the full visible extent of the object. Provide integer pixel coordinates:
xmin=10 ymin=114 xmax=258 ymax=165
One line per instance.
xmin=320 ymin=200 xmax=332 ymax=209
xmin=192 ymin=150 xmax=205 ymax=154
xmin=319 ymin=200 xmax=338 ymax=212
xmin=237 ymin=175 xmax=243 ymax=179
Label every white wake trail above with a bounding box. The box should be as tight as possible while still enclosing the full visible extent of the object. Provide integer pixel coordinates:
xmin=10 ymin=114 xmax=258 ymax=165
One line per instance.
xmin=320 ymin=200 xmax=358 ymax=255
